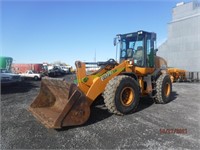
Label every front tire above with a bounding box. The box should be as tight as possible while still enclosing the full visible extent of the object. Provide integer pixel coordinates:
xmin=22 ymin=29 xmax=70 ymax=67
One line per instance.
xmin=154 ymin=74 xmax=172 ymax=104
xmin=103 ymin=75 xmax=140 ymax=115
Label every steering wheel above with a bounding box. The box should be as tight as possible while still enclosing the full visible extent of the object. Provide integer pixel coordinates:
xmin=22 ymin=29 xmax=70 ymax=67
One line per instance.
xmin=136 ymin=59 xmax=143 ymax=66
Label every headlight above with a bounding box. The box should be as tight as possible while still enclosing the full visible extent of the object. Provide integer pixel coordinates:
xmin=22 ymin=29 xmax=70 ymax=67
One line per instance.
xmin=129 ymin=59 xmax=134 ymax=65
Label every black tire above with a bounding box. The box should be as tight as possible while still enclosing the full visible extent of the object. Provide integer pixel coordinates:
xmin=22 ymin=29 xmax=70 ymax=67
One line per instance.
xmin=103 ymin=75 xmax=140 ymax=115
xmin=154 ymin=74 xmax=172 ymax=104
xmin=34 ymin=76 xmax=39 ymax=81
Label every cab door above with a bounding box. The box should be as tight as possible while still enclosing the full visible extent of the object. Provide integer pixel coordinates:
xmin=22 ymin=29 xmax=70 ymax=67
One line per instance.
xmin=145 ymin=33 xmax=156 ymax=68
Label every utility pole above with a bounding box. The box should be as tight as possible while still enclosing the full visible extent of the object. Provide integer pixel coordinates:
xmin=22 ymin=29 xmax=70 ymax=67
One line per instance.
xmin=94 ymin=49 xmax=96 ymax=62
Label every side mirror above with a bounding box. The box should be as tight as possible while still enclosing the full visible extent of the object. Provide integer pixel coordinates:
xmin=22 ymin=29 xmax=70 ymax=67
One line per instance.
xmin=113 ymin=38 xmax=117 ymax=46
xmin=154 ymin=49 xmax=158 ymax=55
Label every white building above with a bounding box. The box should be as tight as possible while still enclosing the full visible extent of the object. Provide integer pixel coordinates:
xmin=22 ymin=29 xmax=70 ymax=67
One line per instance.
xmin=158 ymin=1 xmax=200 ymax=72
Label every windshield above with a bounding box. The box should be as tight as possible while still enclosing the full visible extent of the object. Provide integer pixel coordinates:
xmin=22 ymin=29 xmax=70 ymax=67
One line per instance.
xmin=120 ymin=34 xmax=144 ymax=66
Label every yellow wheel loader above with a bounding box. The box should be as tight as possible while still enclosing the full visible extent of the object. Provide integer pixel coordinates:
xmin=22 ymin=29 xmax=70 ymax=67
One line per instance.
xmin=29 ymin=31 xmax=172 ymax=129
xmin=168 ymin=68 xmax=186 ymax=82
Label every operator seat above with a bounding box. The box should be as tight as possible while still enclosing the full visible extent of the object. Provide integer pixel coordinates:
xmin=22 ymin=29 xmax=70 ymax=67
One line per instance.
xmin=133 ymin=46 xmax=144 ymax=66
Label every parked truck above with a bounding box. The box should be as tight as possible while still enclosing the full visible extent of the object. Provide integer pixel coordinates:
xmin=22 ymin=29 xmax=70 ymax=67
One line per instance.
xmin=12 ymin=63 xmax=44 ymax=74
xmin=19 ymin=70 xmax=42 ymax=80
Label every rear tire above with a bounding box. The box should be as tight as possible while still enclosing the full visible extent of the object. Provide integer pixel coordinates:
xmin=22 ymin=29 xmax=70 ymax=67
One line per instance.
xmin=34 ymin=76 xmax=39 ymax=81
xmin=154 ymin=74 xmax=172 ymax=104
xmin=103 ymin=75 xmax=139 ymax=115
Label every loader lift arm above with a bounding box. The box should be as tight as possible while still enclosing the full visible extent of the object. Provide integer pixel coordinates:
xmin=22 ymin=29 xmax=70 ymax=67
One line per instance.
xmin=75 ymin=59 xmax=132 ymax=103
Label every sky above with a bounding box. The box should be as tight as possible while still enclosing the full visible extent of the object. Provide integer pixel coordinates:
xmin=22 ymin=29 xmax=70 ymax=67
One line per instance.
xmin=1 ymin=0 xmax=191 ymax=67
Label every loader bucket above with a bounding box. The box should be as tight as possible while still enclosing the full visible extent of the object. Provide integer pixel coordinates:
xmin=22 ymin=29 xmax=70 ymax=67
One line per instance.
xmin=29 ymin=78 xmax=90 ymax=129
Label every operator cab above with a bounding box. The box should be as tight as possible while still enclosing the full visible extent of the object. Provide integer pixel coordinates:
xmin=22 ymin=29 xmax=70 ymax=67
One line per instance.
xmin=114 ymin=31 xmax=157 ymax=68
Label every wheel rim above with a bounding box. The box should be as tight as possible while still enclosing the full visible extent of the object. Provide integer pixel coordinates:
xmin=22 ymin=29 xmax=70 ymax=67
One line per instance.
xmin=120 ymin=87 xmax=134 ymax=106
xmin=164 ymin=83 xmax=170 ymax=97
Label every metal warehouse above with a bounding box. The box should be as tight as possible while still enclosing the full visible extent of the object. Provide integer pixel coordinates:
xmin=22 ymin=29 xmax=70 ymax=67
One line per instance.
xmin=158 ymin=1 xmax=200 ymax=72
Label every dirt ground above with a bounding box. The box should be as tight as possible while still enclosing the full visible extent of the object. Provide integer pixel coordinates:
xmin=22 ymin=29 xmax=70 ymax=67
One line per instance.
xmin=1 ymin=74 xmax=200 ymax=149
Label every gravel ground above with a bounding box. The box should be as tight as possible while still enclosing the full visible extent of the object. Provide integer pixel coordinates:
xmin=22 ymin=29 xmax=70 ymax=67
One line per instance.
xmin=1 ymin=74 xmax=200 ymax=149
